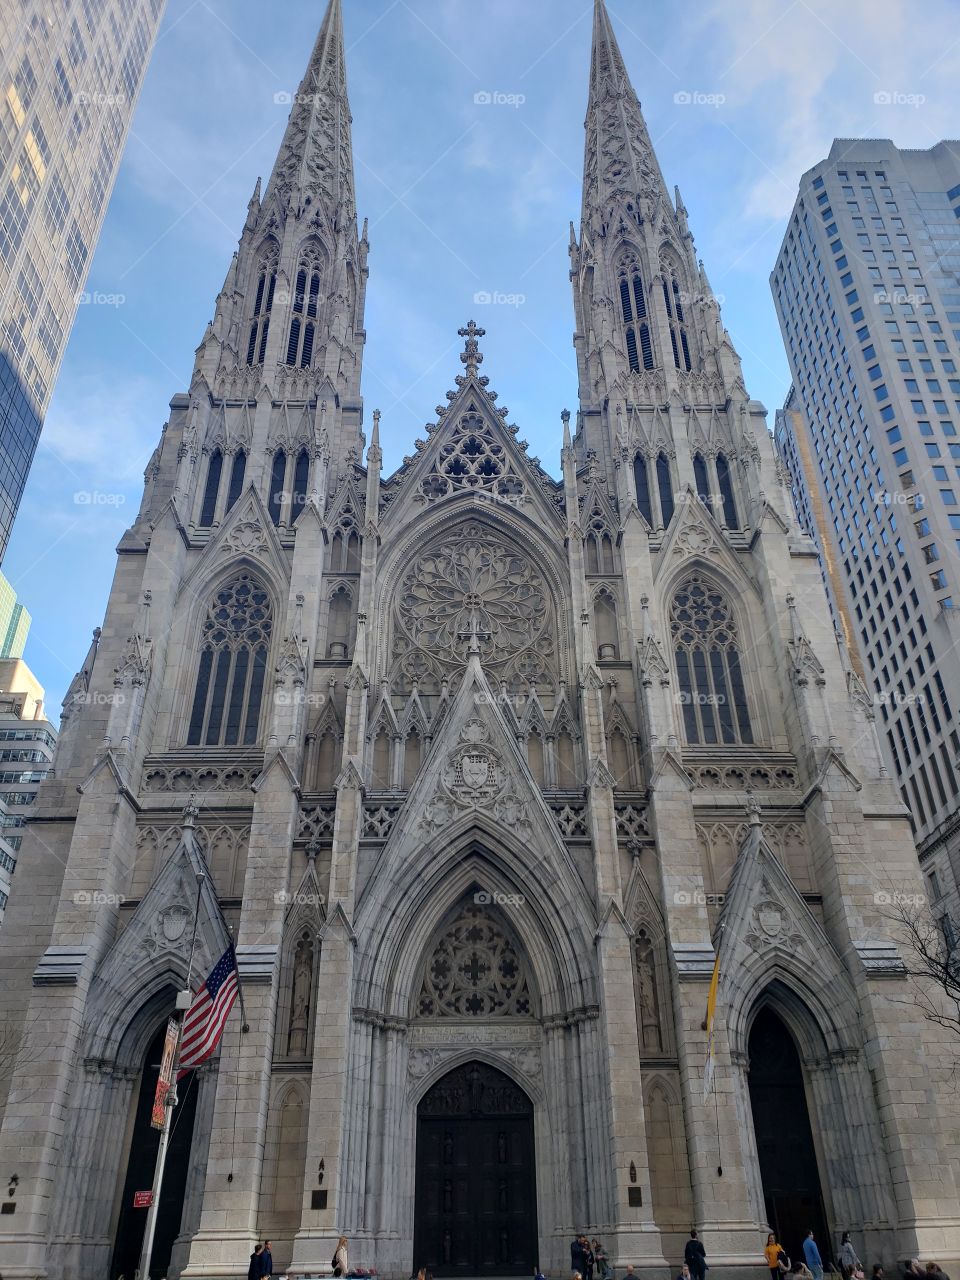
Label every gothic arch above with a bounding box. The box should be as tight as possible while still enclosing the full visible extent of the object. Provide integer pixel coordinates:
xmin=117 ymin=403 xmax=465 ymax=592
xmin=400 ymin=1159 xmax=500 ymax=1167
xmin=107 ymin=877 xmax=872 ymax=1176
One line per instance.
xmin=375 ymin=504 xmax=573 ymax=691
xmin=353 ymin=831 xmax=598 ymax=1024
xmin=656 ymin=557 xmax=771 ymax=747
xmin=407 ymin=1042 xmax=545 ymax=1110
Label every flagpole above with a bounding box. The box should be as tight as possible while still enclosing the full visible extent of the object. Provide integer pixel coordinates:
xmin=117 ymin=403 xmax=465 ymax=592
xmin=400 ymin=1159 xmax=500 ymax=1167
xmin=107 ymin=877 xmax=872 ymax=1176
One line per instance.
xmin=136 ymin=872 xmax=205 ymax=1280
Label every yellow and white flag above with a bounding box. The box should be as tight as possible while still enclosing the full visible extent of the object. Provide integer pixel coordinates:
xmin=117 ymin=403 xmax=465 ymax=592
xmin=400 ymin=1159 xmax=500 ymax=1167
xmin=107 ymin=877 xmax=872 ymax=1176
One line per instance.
xmin=702 ymin=946 xmax=721 ymax=1103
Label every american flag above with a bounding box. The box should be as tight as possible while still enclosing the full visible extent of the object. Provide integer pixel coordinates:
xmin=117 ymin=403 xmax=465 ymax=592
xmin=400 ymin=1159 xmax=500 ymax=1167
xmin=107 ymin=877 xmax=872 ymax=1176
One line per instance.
xmin=178 ymin=945 xmax=239 ymax=1077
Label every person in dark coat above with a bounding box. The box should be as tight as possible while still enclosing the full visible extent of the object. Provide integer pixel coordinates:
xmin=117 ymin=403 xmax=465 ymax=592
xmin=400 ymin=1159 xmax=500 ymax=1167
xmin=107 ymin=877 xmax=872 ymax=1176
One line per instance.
xmin=582 ymin=1237 xmax=595 ymax=1280
xmin=247 ymin=1245 xmax=263 ymax=1280
xmin=260 ymin=1240 xmax=274 ymax=1278
xmin=572 ymin=1235 xmax=586 ymax=1275
xmin=685 ymin=1230 xmax=707 ymax=1280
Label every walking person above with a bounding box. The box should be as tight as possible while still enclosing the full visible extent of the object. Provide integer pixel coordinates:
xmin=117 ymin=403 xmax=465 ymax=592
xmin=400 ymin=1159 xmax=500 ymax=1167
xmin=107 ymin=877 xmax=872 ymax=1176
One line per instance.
xmin=582 ymin=1236 xmax=595 ymax=1280
xmin=839 ymin=1233 xmax=862 ymax=1280
xmin=333 ymin=1235 xmax=349 ymax=1278
xmin=765 ymin=1233 xmax=787 ymax=1280
xmin=260 ymin=1240 xmax=274 ymax=1279
xmin=685 ymin=1230 xmax=707 ymax=1280
xmin=802 ymin=1231 xmax=824 ymax=1280
xmin=248 ymin=1244 xmax=264 ymax=1280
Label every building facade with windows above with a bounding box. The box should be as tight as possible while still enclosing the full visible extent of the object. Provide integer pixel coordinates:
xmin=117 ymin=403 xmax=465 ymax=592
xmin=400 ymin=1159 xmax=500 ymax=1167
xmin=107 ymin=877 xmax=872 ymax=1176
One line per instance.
xmin=771 ymin=140 xmax=960 ymax=927
xmin=0 ymin=656 xmax=56 ymax=927
xmin=0 ymin=8 xmax=957 ymax=1280
xmin=0 ymin=0 xmax=166 ymax=562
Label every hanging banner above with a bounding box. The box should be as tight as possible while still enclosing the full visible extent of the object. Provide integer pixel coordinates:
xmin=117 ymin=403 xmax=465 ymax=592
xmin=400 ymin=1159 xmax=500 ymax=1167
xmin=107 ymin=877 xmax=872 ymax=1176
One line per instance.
xmin=151 ymin=1017 xmax=179 ymax=1130
xmin=133 ymin=1190 xmax=154 ymax=1209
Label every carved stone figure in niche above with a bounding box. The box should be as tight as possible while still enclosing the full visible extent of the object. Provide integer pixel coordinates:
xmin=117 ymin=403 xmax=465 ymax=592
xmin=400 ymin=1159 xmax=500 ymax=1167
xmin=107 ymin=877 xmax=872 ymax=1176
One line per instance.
xmin=287 ymin=930 xmax=315 ymax=1056
xmin=634 ymin=930 xmax=662 ymax=1052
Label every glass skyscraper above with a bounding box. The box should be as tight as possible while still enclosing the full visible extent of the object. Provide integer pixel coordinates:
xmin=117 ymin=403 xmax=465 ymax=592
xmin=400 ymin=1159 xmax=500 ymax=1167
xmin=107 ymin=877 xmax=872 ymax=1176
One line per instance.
xmin=772 ymin=138 xmax=960 ymax=918
xmin=0 ymin=0 xmax=167 ymax=561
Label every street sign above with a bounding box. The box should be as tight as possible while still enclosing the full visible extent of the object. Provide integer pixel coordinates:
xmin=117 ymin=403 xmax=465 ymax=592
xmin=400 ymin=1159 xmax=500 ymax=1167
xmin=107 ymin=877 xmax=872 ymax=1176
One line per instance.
xmin=133 ymin=1191 xmax=153 ymax=1209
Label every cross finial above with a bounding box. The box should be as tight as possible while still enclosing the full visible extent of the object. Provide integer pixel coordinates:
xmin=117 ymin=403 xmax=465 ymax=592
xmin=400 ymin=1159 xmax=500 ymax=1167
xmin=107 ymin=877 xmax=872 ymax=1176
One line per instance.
xmin=458 ymin=320 xmax=486 ymax=378
xmin=457 ymin=604 xmax=491 ymax=658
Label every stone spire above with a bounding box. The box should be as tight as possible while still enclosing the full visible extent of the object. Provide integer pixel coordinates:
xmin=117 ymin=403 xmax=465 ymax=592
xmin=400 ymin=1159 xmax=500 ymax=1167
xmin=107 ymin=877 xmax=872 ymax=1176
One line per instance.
xmin=581 ymin=0 xmax=672 ymax=236
xmin=263 ymin=0 xmax=355 ymax=226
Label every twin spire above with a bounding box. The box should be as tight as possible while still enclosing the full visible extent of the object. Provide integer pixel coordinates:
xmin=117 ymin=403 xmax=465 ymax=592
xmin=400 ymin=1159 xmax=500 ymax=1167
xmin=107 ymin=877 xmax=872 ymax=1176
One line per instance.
xmin=263 ymin=0 xmax=355 ymax=226
xmin=582 ymin=0 xmax=673 ymax=234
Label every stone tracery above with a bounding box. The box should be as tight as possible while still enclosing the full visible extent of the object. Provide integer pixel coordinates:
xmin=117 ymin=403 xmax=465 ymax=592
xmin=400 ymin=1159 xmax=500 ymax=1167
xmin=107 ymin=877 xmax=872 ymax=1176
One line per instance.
xmin=417 ymin=901 xmax=534 ymax=1019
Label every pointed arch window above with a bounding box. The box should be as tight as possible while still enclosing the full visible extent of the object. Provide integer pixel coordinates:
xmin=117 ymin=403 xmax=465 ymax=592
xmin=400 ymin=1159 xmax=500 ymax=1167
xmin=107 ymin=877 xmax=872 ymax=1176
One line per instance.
xmin=225 ymin=450 xmax=246 ymax=513
xmin=656 ymin=452 xmax=675 ymax=527
xmin=619 ymin=254 xmax=654 ymax=372
xmin=246 ymin=254 xmax=277 ymax=367
xmin=268 ymin=450 xmax=286 ymax=525
xmin=693 ymin=453 xmax=711 ymax=507
xmin=662 ymin=271 xmax=692 ymax=372
xmin=670 ymin=572 xmax=753 ymax=745
xmin=634 ymin=454 xmax=653 ymax=525
xmin=594 ymin=589 xmax=619 ymax=660
xmin=716 ymin=452 xmax=739 ymax=529
xmin=187 ymin=572 xmax=273 ymax=746
xmin=286 ymin=317 xmax=301 ymax=367
xmin=198 ymin=449 xmax=223 ymax=528
xmin=286 ymin=257 xmax=323 ymax=367
xmin=291 ymin=448 xmax=310 ymax=523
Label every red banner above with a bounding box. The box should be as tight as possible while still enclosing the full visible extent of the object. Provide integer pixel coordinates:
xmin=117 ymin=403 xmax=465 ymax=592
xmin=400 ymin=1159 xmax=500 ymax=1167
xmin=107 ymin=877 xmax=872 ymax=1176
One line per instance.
xmin=151 ymin=1017 xmax=178 ymax=1130
xmin=133 ymin=1190 xmax=153 ymax=1209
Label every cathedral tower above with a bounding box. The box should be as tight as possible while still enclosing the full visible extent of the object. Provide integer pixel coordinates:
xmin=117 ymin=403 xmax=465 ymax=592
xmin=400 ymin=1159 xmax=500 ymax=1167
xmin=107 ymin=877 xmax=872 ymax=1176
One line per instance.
xmin=0 ymin=2 xmax=957 ymax=1279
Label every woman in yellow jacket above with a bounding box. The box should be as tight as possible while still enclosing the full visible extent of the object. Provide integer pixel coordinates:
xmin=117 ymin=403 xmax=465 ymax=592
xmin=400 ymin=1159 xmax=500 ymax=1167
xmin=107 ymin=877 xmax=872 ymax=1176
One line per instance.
xmin=765 ymin=1234 xmax=787 ymax=1280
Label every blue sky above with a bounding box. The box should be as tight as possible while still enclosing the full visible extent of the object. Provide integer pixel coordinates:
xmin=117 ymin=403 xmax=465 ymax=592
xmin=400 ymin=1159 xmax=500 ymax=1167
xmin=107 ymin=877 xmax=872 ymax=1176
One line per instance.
xmin=7 ymin=0 xmax=959 ymax=712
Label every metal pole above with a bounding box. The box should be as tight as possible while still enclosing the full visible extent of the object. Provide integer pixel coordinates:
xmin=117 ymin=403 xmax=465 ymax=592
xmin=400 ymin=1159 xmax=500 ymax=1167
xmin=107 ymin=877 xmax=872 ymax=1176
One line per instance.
xmin=136 ymin=873 xmax=205 ymax=1280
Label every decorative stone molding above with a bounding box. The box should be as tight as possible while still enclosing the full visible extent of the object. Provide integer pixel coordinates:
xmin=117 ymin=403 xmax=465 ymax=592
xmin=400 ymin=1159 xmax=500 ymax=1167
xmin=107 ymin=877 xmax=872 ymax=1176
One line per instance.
xmin=616 ymin=803 xmax=650 ymax=841
xmin=687 ymin=762 xmax=798 ymax=790
xmin=671 ymin=942 xmax=716 ymax=980
xmin=853 ymin=939 xmax=907 ymax=978
xmin=237 ymin=943 xmax=279 ymax=982
xmin=362 ymin=802 xmax=401 ymax=840
xmin=552 ymin=802 xmax=588 ymax=838
xmin=142 ymin=761 xmax=260 ymax=792
xmin=33 ymin=946 xmax=89 ymax=986
xmin=296 ymin=803 xmax=336 ymax=842
xmin=421 ymin=718 xmax=532 ymax=837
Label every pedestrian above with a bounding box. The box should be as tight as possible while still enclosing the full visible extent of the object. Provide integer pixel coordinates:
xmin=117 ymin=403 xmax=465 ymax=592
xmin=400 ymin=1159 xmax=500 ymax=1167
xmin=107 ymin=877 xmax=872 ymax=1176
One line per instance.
xmin=260 ymin=1240 xmax=274 ymax=1279
xmin=677 ymin=1264 xmax=693 ymax=1280
xmin=333 ymin=1235 xmax=349 ymax=1277
xmin=534 ymin=1266 xmax=547 ymax=1280
xmin=926 ymin=1264 xmax=950 ymax=1280
xmin=572 ymin=1235 xmax=586 ymax=1275
xmin=594 ymin=1239 xmax=612 ymax=1280
xmin=765 ymin=1233 xmax=789 ymax=1280
xmin=873 ymin=1267 xmax=884 ymax=1280
xmin=840 ymin=1234 xmax=862 ymax=1280
xmin=582 ymin=1236 xmax=595 ymax=1280
xmin=802 ymin=1231 xmax=823 ymax=1280
xmin=248 ymin=1243 xmax=264 ymax=1280
xmin=791 ymin=1263 xmax=814 ymax=1280
xmin=685 ymin=1230 xmax=707 ymax=1280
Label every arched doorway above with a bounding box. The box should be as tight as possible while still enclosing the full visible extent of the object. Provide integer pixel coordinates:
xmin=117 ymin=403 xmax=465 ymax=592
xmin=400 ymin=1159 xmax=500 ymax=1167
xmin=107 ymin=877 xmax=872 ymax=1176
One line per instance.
xmin=112 ymin=1023 xmax=199 ymax=1279
xmin=748 ymin=1007 xmax=830 ymax=1268
xmin=413 ymin=1061 xmax=538 ymax=1277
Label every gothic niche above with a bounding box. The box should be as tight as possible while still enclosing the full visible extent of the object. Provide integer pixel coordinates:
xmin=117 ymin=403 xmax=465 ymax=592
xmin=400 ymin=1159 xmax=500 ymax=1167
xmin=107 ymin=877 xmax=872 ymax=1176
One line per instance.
xmin=287 ymin=929 xmax=315 ymax=1055
xmin=634 ymin=928 xmax=663 ymax=1052
xmin=393 ymin=521 xmax=556 ymax=688
xmin=417 ymin=901 xmax=533 ymax=1019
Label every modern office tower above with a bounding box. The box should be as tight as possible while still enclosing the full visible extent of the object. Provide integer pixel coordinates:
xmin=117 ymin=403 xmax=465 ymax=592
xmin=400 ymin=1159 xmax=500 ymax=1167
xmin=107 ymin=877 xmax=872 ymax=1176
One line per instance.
xmin=0 ymin=9 xmax=958 ymax=1280
xmin=772 ymin=139 xmax=960 ymax=919
xmin=0 ymin=0 xmax=167 ymax=562
xmin=0 ymin=568 xmax=29 ymax=657
xmin=0 ymin=657 xmax=56 ymax=926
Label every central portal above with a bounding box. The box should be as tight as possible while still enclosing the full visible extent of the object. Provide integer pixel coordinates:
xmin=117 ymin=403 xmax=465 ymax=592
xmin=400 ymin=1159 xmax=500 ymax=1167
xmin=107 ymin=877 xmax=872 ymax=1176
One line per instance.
xmin=413 ymin=1060 xmax=537 ymax=1277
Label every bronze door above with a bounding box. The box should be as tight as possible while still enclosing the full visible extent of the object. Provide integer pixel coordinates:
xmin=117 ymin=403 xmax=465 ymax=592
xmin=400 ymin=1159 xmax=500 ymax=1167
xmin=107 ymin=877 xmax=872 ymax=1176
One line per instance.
xmin=413 ymin=1062 xmax=537 ymax=1276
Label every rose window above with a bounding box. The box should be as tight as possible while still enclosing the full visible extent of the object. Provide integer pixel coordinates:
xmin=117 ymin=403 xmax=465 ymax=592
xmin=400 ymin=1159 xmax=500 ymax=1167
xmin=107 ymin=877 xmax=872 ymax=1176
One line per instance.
xmin=394 ymin=521 xmax=555 ymax=682
xmin=417 ymin=901 xmax=533 ymax=1019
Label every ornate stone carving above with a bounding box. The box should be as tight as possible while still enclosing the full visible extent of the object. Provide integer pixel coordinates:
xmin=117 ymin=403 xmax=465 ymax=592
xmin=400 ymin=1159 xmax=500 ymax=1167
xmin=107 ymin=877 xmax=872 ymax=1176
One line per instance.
xmin=287 ymin=929 xmax=315 ymax=1056
xmin=634 ymin=928 xmax=663 ymax=1052
xmin=552 ymin=803 xmax=588 ymax=838
xmin=417 ymin=902 xmax=533 ymax=1019
xmin=688 ymin=763 xmax=797 ymax=790
xmin=362 ymin=803 xmax=401 ymax=840
xmin=421 ymin=720 xmax=531 ymax=836
xmin=394 ymin=521 xmax=555 ymax=686
xmin=142 ymin=761 xmax=260 ymax=792
xmin=297 ymin=804 xmax=336 ymax=842
xmin=417 ymin=1060 xmax=532 ymax=1116
xmin=615 ymin=804 xmax=650 ymax=841
xmin=745 ymin=878 xmax=807 ymax=955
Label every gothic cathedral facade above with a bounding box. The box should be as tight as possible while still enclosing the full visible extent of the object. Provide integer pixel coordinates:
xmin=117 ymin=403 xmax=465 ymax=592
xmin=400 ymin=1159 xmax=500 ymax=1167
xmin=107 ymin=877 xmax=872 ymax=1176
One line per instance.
xmin=0 ymin=3 xmax=958 ymax=1279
